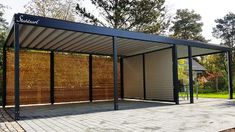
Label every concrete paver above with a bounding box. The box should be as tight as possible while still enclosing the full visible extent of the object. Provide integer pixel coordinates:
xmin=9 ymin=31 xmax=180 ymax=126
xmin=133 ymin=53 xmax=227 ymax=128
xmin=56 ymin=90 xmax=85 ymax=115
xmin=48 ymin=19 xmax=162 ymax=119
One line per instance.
xmin=0 ymin=108 xmax=25 ymax=132
xmin=4 ymin=98 xmax=235 ymax=132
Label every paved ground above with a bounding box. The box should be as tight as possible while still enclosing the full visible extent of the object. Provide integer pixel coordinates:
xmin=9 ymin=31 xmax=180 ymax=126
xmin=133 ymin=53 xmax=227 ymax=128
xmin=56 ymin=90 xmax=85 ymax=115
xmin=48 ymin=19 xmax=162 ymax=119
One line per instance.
xmin=4 ymin=98 xmax=235 ymax=132
xmin=0 ymin=108 xmax=24 ymax=132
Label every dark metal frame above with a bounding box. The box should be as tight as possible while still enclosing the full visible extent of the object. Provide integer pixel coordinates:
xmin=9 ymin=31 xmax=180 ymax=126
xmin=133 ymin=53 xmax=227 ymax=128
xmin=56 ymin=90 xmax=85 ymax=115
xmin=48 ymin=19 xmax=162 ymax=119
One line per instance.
xmin=89 ymin=54 xmax=93 ymax=102
xmin=120 ymin=57 xmax=124 ymax=99
xmin=188 ymin=46 xmax=194 ymax=103
xmin=172 ymin=45 xmax=179 ymax=104
xmin=178 ymin=51 xmax=226 ymax=59
xmin=113 ymin=36 xmax=118 ymax=110
xmin=142 ymin=54 xmax=146 ymax=99
xmin=3 ymin=13 xmax=233 ymax=120
xmin=14 ymin=23 xmax=20 ymax=120
xmin=8 ymin=13 xmax=230 ymax=51
xmin=124 ymin=46 xmax=173 ymax=58
xmin=227 ymin=51 xmax=233 ymax=99
xmin=50 ymin=51 xmax=55 ymax=104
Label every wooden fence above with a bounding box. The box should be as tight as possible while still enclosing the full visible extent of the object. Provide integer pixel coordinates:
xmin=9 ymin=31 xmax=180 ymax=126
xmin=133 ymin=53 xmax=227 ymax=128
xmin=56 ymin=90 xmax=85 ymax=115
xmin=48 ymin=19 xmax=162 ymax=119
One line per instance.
xmin=6 ymin=50 xmax=120 ymax=105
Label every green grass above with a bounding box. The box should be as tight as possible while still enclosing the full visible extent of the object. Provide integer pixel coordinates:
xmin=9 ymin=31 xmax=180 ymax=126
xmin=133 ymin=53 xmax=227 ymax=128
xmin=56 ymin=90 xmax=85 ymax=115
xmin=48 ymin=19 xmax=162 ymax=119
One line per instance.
xmin=180 ymin=92 xmax=235 ymax=99
xmin=197 ymin=93 xmax=235 ymax=99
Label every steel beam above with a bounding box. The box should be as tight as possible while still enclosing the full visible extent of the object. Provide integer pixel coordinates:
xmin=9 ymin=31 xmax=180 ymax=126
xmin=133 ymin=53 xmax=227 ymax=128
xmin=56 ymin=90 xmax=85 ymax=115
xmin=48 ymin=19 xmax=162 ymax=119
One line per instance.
xmin=89 ymin=54 xmax=93 ymax=102
xmin=113 ymin=36 xmax=118 ymax=110
xmin=172 ymin=45 xmax=179 ymax=104
xmin=120 ymin=57 xmax=124 ymax=99
xmin=143 ymin=54 xmax=146 ymax=99
xmin=50 ymin=51 xmax=54 ymax=104
xmin=14 ymin=23 xmax=20 ymax=120
xmin=188 ymin=46 xmax=194 ymax=103
xmin=227 ymin=51 xmax=233 ymax=99
xmin=2 ymin=45 xmax=6 ymax=108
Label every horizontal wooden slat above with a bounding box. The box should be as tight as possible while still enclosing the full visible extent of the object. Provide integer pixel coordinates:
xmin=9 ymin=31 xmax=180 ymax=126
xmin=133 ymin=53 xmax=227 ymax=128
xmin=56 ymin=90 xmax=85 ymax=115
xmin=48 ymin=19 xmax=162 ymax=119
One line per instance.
xmin=6 ymin=51 xmax=121 ymax=105
xmin=54 ymin=53 xmax=89 ymax=103
xmin=6 ymin=50 xmax=50 ymax=105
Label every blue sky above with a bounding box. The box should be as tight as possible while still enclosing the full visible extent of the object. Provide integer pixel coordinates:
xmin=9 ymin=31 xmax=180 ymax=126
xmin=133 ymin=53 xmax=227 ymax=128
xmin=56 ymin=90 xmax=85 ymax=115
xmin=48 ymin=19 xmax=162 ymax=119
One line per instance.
xmin=1 ymin=0 xmax=235 ymax=44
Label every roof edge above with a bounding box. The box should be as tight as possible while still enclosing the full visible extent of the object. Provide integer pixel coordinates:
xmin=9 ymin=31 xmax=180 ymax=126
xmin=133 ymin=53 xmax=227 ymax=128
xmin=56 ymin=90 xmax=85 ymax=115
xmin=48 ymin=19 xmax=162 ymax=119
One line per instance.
xmin=6 ymin=13 xmax=232 ymax=51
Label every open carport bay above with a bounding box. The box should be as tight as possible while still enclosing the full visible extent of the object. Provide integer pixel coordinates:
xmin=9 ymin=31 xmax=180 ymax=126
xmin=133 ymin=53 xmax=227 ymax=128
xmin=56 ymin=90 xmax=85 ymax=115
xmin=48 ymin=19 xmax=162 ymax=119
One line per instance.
xmin=2 ymin=13 xmax=233 ymax=120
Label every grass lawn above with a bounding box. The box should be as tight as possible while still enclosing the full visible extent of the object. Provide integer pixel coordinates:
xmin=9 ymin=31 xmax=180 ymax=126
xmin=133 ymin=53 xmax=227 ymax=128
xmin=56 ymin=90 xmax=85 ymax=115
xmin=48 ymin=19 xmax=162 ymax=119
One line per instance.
xmin=197 ymin=93 xmax=235 ymax=99
xmin=180 ymin=92 xmax=235 ymax=99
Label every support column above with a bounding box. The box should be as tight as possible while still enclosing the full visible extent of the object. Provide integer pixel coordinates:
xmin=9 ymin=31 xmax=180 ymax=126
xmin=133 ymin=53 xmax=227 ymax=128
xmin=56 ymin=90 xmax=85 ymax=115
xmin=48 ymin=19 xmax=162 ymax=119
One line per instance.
xmin=120 ymin=57 xmax=124 ymax=99
xmin=2 ymin=45 xmax=6 ymax=108
xmin=227 ymin=51 xmax=233 ymax=99
xmin=50 ymin=51 xmax=54 ymax=104
xmin=14 ymin=23 xmax=20 ymax=120
xmin=113 ymin=36 xmax=118 ymax=110
xmin=89 ymin=54 xmax=93 ymax=102
xmin=188 ymin=46 xmax=194 ymax=103
xmin=143 ymin=54 xmax=146 ymax=99
xmin=172 ymin=45 xmax=179 ymax=104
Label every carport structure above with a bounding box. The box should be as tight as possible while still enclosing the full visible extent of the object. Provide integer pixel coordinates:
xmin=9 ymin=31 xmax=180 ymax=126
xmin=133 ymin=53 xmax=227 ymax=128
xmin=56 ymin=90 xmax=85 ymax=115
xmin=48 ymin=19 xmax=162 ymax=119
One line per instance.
xmin=2 ymin=13 xmax=233 ymax=120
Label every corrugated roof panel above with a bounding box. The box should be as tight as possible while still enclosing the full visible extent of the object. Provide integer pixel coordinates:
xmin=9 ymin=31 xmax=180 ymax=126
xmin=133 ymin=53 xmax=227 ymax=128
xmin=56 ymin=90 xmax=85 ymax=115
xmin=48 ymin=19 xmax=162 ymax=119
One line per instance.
xmin=5 ymin=23 xmax=225 ymax=57
xmin=42 ymin=31 xmax=74 ymax=49
xmin=78 ymin=38 xmax=112 ymax=53
xmin=35 ymin=29 xmax=65 ymax=49
xmin=50 ymin=32 xmax=84 ymax=50
xmin=84 ymin=42 xmax=112 ymax=54
xmin=64 ymin=34 xmax=100 ymax=51
xmin=72 ymin=35 xmax=110 ymax=52
xmin=56 ymin=33 xmax=90 ymax=51
xmin=21 ymin=26 xmax=46 ymax=47
xmin=29 ymin=28 xmax=55 ymax=48
xmin=19 ymin=25 xmax=34 ymax=45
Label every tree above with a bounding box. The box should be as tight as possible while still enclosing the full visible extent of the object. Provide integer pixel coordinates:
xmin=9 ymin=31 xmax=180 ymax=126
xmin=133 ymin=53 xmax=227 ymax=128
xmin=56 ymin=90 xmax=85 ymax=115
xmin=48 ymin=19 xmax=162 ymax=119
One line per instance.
xmin=200 ymin=54 xmax=228 ymax=92
xmin=75 ymin=0 xmax=171 ymax=34
xmin=24 ymin=0 xmax=76 ymax=21
xmin=213 ymin=12 xmax=235 ymax=48
xmin=170 ymin=9 xmax=207 ymax=42
xmin=0 ymin=4 xmax=8 ymax=67
xmin=212 ymin=12 xmax=235 ymax=91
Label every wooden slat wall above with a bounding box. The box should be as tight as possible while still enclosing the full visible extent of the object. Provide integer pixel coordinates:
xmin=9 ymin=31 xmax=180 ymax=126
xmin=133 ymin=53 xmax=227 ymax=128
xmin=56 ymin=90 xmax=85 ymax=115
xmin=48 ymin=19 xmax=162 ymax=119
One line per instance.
xmin=54 ymin=53 xmax=89 ymax=103
xmin=6 ymin=50 xmax=50 ymax=105
xmin=6 ymin=51 xmax=121 ymax=105
xmin=92 ymin=56 xmax=120 ymax=100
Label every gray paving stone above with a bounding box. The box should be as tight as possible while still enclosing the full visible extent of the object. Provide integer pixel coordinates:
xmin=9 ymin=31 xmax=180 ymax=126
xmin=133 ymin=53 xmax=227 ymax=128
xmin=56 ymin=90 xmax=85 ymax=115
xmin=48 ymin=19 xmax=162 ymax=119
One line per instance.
xmin=3 ymin=98 xmax=235 ymax=132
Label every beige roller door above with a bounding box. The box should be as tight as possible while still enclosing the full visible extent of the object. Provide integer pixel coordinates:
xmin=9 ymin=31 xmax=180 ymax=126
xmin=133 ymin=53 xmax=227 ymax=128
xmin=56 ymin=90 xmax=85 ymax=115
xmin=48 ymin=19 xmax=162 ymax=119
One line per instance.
xmin=145 ymin=49 xmax=174 ymax=101
xmin=123 ymin=55 xmax=144 ymax=99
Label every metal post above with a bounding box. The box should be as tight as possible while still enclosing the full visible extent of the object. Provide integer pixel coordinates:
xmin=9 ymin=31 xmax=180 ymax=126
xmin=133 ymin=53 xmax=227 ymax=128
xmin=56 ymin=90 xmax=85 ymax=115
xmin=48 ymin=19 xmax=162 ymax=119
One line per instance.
xmin=143 ymin=54 xmax=146 ymax=100
xmin=113 ymin=36 xmax=118 ymax=110
xmin=227 ymin=51 xmax=233 ymax=99
xmin=50 ymin=51 xmax=54 ymax=104
xmin=172 ymin=45 xmax=179 ymax=104
xmin=2 ymin=45 xmax=6 ymax=108
xmin=120 ymin=57 xmax=124 ymax=99
xmin=188 ymin=46 xmax=194 ymax=103
xmin=196 ymin=74 xmax=199 ymax=100
xmin=14 ymin=23 xmax=20 ymax=120
xmin=89 ymin=54 xmax=93 ymax=102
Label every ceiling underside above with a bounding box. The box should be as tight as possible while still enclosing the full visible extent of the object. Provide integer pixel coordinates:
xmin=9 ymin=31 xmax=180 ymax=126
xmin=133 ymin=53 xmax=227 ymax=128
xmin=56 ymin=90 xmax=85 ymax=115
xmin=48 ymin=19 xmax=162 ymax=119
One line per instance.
xmin=6 ymin=24 xmax=221 ymax=58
